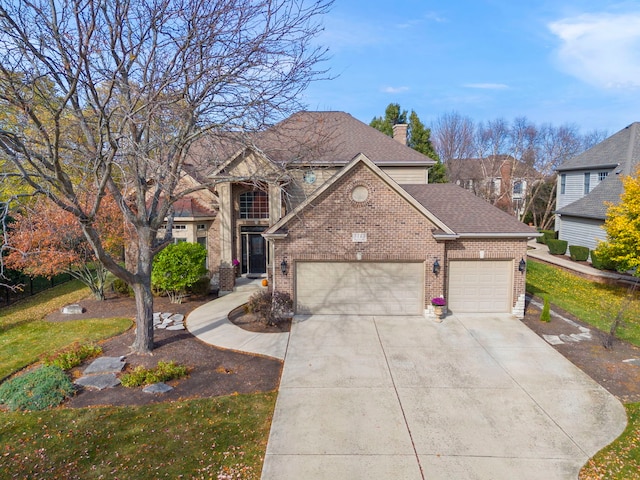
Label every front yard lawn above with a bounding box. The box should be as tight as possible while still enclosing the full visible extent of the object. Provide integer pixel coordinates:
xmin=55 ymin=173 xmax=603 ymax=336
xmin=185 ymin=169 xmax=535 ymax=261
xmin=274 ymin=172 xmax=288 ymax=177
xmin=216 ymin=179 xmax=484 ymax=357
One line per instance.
xmin=526 ymin=260 xmax=640 ymax=479
xmin=0 ymin=393 xmax=276 ymax=479
xmin=0 ymin=280 xmax=132 ymax=379
xmin=526 ymin=260 xmax=640 ymax=346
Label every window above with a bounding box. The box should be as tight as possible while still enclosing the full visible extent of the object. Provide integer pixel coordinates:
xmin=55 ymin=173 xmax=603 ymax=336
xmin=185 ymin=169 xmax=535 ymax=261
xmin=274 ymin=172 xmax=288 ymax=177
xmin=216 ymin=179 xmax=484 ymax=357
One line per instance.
xmin=239 ymin=191 xmax=269 ymax=219
xmin=584 ymin=172 xmax=590 ymax=194
xmin=560 ymin=174 xmax=566 ymax=194
xmin=197 ymin=224 xmax=206 ymax=231
xmin=513 ymin=181 xmax=523 ymax=195
xmin=173 ymin=224 xmax=186 ymax=230
xmin=598 ymin=171 xmax=609 ymax=182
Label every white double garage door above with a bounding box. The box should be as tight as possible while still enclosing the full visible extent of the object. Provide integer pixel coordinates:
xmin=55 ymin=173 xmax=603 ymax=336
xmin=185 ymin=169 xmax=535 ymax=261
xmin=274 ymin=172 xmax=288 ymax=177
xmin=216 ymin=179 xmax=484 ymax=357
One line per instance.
xmin=295 ymin=260 xmax=513 ymax=315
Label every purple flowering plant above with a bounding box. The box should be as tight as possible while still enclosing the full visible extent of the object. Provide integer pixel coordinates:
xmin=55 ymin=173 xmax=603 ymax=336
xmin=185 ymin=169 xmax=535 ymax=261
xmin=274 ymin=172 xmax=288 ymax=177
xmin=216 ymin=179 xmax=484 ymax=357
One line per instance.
xmin=232 ymin=259 xmax=240 ymax=267
xmin=431 ymin=297 xmax=446 ymax=306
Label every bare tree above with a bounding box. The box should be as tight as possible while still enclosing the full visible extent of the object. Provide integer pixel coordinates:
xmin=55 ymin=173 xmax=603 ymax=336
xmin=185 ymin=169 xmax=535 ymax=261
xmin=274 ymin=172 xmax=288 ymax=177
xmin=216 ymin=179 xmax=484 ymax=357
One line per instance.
xmin=0 ymin=0 xmax=331 ymax=353
xmin=432 ymin=111 xmax=475 ymax=180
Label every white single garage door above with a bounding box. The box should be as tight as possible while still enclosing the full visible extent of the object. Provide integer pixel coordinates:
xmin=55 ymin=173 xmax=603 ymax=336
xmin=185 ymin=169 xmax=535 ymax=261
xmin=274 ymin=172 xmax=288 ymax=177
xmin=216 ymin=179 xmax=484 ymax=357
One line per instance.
xmin=448 ymin=260 xmax=513 ymax=313
xmin=296 ymin=262 xmax=424 ymax=315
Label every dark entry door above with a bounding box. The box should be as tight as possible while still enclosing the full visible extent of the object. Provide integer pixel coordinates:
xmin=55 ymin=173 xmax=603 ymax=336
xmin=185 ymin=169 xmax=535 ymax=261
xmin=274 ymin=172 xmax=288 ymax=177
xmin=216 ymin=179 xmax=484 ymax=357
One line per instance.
xmin=241 ymin=227 xmax=267 ymax=275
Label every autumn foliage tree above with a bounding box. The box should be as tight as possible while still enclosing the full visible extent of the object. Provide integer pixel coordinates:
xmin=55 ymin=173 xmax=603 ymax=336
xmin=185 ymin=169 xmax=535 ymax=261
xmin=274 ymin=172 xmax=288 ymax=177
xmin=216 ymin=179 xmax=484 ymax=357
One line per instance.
xmin=0 ymin=0 xmax=331 ymax=353
xmin=5 ymin=195 xmax=124 ymax=300
xmin=596 ymin=166 xmax=640 ymax=276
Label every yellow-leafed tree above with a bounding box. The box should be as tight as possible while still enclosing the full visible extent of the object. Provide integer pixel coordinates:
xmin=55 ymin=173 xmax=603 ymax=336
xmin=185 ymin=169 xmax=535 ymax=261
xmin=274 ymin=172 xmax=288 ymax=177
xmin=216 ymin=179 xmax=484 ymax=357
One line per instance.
xmin=597 ymin=166 xmax=640 ymax=276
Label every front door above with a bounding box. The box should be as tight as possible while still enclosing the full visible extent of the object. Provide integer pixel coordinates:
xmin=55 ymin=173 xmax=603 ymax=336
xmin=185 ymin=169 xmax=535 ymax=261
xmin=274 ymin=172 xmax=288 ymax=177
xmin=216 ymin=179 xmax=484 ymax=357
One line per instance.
xmin=241 ymin=227 xmax=267 ymax=275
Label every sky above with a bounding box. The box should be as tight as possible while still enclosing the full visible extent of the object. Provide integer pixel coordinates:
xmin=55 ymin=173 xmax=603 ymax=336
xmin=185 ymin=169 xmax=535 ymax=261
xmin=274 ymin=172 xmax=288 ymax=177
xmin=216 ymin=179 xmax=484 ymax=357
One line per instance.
xmin=301 ymin=0 xmax=640 ymax=135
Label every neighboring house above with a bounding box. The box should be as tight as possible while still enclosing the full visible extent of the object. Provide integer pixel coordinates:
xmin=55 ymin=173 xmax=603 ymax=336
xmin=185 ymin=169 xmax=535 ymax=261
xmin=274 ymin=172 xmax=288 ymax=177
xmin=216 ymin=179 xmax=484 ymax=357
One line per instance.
xmin=447 ymin=155 xmax=539 ymax=219
xmin=555 ymin=122 xmax=640 ymax=252
xmin=177 ymin=111 xmax=536 ymax=317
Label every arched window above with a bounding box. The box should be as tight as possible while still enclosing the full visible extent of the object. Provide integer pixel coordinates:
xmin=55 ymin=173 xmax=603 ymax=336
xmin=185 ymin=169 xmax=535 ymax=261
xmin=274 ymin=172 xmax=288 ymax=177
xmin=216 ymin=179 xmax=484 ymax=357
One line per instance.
xmin=239 ymin=191 xmax=269 ymax=219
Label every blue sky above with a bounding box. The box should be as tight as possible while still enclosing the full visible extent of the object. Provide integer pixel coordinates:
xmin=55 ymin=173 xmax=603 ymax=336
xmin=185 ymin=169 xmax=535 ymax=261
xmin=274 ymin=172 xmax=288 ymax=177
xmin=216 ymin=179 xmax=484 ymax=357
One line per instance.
xmin=302 ymin=0 xmax=640 ymax=135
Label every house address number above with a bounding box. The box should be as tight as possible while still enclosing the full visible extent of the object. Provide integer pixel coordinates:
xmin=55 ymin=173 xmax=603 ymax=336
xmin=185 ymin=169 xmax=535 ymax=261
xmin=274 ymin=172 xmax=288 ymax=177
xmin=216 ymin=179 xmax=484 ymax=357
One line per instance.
xmin=352 ymin=233 xmax=367 ymax=242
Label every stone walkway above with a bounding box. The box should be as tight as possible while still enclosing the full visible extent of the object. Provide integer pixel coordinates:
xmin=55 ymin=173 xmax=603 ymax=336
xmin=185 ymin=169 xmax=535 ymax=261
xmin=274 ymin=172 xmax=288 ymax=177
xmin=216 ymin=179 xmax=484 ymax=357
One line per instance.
xmin=74 ymin=311 xmax=184 ymax=392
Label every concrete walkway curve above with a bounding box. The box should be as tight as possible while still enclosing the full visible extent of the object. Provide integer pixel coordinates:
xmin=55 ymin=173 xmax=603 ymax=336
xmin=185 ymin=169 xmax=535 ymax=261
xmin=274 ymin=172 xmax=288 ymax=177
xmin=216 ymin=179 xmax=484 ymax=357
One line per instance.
xmin=261 ymin=313 xmax=627 ymax=480
xmin=186 ymin=278 xmax=289 ymax=360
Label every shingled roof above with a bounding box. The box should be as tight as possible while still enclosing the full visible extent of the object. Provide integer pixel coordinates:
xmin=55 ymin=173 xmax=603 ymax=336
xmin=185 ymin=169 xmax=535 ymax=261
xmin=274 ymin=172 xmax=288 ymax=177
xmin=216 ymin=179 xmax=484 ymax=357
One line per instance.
xmin=254 ymin=111 xmax=436 ymax=166
xmin=402 ymin=184 xmax=537 ymax=236
xmin=556 ymin=122 xmax=640 ymax=220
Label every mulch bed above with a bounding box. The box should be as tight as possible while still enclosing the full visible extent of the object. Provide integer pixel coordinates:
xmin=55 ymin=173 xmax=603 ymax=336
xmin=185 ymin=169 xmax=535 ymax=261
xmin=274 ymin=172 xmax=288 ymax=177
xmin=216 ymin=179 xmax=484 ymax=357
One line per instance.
xmin=47 ymin=292 xmax=282 ymax=408
xmin=522 ymin=297 xmax=640 ymax=404
xmin=45 ymin=291 xmax=640 ymax=408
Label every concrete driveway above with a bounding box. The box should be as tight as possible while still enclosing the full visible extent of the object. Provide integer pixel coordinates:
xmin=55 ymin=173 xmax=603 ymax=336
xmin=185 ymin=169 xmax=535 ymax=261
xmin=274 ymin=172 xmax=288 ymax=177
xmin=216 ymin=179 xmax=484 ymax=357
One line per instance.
xmin=261 ymin=313 xmax=626 ymax=480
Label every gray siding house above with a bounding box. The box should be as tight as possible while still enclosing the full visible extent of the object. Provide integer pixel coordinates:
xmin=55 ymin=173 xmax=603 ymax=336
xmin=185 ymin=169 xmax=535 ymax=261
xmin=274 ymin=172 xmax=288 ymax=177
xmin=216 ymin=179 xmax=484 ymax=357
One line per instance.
xmin=555 ymin=122 xmax=640 ymax=252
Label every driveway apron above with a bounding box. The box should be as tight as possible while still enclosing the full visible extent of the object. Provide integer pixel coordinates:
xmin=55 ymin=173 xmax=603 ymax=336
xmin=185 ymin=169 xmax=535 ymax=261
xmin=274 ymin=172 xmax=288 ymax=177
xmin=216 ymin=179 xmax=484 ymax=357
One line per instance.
xmin=261 ymin=314 xmax=626 ymax=480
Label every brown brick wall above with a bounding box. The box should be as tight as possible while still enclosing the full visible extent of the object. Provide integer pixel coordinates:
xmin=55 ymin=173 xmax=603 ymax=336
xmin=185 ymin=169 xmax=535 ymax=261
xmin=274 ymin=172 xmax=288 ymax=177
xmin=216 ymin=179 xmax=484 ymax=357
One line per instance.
xmin=271 ymin=163 xmax=446 ymax=309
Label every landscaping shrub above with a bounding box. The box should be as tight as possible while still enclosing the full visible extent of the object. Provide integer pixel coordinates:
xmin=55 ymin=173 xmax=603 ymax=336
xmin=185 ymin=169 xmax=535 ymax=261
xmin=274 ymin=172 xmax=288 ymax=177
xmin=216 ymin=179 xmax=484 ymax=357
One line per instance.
xmin=188 ymin=276 xmax=211 ymax=296
xmin=0 ymin=365 xmax=74 ymax=411
xmin=540 ymin=295 xmax=551 ymax=322
xmin=152 ymin=242 xmax=207 ymax=303
xmin=546 ymin=239 xmax=568 ymax=255
xmin=569 ymin=245 xmax=590 ymax=262
xmin=112 ymin=277 xmax=133 ymax=296
xmin=246 ymin=290 xmax=293 ymax=326
xmin=541 ymin=230 xmax=557 ymax=245
xmin=43 ymin=343 xmax=102 ymax=371
xmin=590 ymin=249 xmax=618 ymax=271
xmin=120 ymin=361 xmax=189 ymax=387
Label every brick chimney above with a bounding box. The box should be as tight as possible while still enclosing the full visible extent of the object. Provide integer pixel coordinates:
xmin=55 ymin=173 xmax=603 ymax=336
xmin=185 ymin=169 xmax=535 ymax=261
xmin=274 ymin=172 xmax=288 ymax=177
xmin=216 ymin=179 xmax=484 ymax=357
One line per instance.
xmin=392 ymin=123 xmax=408 ymax=145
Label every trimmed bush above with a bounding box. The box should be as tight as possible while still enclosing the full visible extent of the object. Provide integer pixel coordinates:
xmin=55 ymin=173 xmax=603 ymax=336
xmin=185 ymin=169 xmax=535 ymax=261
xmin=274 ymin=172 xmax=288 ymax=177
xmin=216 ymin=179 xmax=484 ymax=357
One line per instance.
xmin=569 ymin=245 xmax=590 ymax=262
xmin=541 ymin=230 xmax=557 ymax=245
xmin=0 ymin=365 xmax=74 ymax=411
xmin=112 ymin=277 xmax=133 ymax=296
xmin=247 ymin=289 xmax=293 ymax=326
xmin=547 ymin=239 xmax=568 ymax=255
xmin=43 ymin=343 xmax=103 ymax=371
xmin=120 ymin=361 xmax=189 ymax=388
xmin=591 ymin=250 xmax=617 ymax=271
xmin=188 ymin=276 xmax=211 ymax=296
xmin=540 ymin=295 xmax=551 ymax=322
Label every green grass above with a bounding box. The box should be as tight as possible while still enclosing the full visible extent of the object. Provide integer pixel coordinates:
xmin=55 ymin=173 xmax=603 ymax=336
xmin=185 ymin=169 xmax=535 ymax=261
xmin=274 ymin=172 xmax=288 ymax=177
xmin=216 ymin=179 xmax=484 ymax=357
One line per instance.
xmin=0 ymin=393 xmax=276 ymax=479
xmin=580 ymin=402 xmax=640 ymax=479
xmin=526 ymin=261 xmax=640 ymax=478
xmin=0 ymin=280 xmax=132 ymax=379
xmin=526 ymin=260 xmax=640 ymax=346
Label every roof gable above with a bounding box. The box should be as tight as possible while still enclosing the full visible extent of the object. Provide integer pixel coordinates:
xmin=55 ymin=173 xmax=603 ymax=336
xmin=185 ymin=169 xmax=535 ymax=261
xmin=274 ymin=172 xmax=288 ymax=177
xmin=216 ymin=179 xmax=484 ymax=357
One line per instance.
xmin=264 ymin=154 xmax=452 ymax=237
xmin=255 ymin=111 xmax=436 ymax=167
xmin=402 ymin=184 xmax=538 ymax=237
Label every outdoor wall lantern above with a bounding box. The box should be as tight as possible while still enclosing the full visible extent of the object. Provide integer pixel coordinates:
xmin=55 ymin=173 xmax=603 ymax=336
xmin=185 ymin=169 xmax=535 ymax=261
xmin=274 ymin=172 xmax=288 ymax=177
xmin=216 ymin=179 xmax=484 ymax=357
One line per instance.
xmin=280 ymin=258 xmax=288 ymax=276
xmin=519 ymin=257 xmax=526 ymax=273
xmin=432 ymin=259 xmax=440 ymax=276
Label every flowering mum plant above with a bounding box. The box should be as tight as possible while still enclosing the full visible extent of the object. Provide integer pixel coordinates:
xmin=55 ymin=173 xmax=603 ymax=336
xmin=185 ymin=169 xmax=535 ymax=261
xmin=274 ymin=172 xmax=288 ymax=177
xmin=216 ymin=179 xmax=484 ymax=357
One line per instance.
xmin=232 ymin=259 xmax=240 ymax=267
xmin=431 ymin=297 xmax=446 ymax=306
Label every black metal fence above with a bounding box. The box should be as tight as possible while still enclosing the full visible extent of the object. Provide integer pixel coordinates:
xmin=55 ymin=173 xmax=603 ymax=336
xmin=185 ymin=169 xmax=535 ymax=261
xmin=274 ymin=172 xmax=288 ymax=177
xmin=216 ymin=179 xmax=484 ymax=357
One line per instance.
xmin=0 ymin=271 xmax=72 ymax=307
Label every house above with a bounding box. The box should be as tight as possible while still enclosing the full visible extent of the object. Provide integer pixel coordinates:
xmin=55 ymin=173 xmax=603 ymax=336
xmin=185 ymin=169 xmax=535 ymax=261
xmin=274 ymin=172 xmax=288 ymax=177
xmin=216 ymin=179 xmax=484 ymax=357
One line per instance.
xmin=447 ymin=155 xmax=539 ymax=219
xmin=555 ymin=122 xmax=640 ymax=252
xmin=178 ymin=111 xmax=536 ymax=317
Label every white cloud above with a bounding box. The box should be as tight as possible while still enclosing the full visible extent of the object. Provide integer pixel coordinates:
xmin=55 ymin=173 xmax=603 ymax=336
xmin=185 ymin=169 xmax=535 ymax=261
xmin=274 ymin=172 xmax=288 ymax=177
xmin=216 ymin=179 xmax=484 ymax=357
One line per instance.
xmin=381 ymin=86 xmax=409 ymax=94
xmin=463 ymin=83 xmax=509 ymax=90
xmin=548 ymin=12 xmax=640 ymax=89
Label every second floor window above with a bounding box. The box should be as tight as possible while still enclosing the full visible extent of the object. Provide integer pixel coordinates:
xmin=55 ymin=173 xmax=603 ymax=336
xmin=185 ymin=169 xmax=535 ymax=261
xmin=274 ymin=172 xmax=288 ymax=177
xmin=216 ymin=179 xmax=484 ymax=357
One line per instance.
xmin=598 ymin=171 xmax=609 ymax=182
xmin=584 ymin=172 xmax=590 ymax=194
xmin=239 ymin=191 xmax=269 ymax=219
xmin=513 ymin=181 xmax=523 ymax=195
xmin=560 ymin=174 xmax=566 ymax=194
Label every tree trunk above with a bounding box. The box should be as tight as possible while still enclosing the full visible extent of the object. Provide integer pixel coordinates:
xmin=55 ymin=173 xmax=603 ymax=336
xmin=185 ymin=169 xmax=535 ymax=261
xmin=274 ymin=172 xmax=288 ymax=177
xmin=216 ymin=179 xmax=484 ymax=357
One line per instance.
xmin=131 ymin=278 xmax=155 ymax=354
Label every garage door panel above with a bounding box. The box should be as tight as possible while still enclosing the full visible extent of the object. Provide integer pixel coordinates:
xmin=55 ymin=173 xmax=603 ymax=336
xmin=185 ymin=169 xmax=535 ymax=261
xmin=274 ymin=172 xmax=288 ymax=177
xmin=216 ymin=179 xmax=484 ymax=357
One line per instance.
xmin=296 ymin=262 xmax=424 ymax=315
xmin=448 ymin=261 xmax=512 ymax=313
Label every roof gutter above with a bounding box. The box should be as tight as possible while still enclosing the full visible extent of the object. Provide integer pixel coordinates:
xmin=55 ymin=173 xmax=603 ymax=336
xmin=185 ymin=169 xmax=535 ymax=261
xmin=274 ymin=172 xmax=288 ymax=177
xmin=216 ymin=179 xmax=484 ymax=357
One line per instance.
xmin=556 ymin=163 xmax=619 ymax=172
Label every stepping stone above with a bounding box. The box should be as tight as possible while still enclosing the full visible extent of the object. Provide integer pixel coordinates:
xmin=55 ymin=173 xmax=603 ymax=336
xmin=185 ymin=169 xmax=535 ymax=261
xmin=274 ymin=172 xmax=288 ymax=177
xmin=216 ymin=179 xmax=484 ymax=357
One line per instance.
xmin=168 ymin=314 xmax=184 ymax=323
xmin=153 ymin=313 xmax=161 ymax=322
xmin=75 ymin=373 xmax=121 ymax=390
xmin=143 ymin=382 xmax=173 ymax=394
xmin=84 ymin=356 xmax=126 ymax=374
xmin=543 ymin=334 xmax=564 ymax=345
xmin=160 ymin=313 xmax=172 ymax=320
xmin=559 ymin=334 xmax=580 ymax=343
xmin=166 ymin=324 xmax=185 ymax=331
xmin=61 ymin=304 xmax=84 ymax=315
xmin=623 ymin=359 xmax=640 ymax=366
